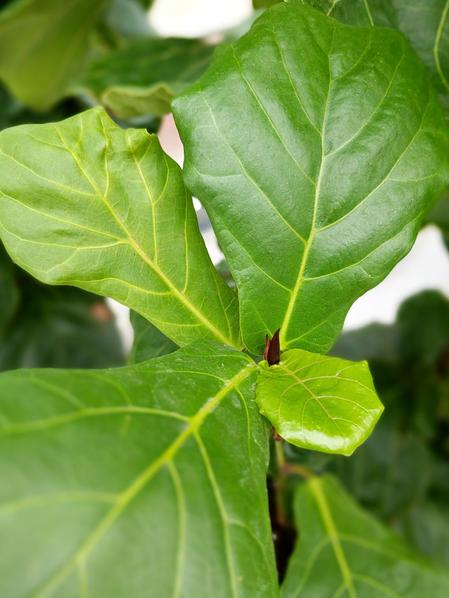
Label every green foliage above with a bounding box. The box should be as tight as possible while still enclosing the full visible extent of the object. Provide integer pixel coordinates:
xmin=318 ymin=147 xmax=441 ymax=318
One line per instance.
xmin=257 ymin=349 xmax=382 ymax=455
xmin=1 ymin=1 xmax=449 ymax=594
xmin=0 ymin=108 xmax=240 ymax=349
xmin=0 ymin=247 xmax=124 ymax=370
xmin=282 ymin=476 xmax=449 ymax=596
xmin=129 ymin=311 xmax=177 ymax=362
xmin=0 ymin=0 xmax=108 ymax=110
xmin=173 ymin=3 xmax=449 ymax=355
xmin=79 ymin=38 xmax=214 ymax=119
xmin=0 ymin=344 xmax=277 ymax=596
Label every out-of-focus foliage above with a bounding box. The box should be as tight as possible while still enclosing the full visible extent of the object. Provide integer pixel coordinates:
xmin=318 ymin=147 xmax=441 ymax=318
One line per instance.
xmin=0 ymin=247 xmax=124 ymax=370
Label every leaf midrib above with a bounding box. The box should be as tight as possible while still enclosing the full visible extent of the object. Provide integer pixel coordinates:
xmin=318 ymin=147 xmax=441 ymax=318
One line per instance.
xmin=34 ymin=362 xmax=256 ymax=597
xmin=308 ymin=477 xmax=357 ymax=598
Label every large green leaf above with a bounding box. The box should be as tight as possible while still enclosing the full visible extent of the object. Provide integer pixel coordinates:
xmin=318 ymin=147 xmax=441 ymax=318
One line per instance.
xmin=0 ymin=343 xmax=278 ymax=597
xmin=78 ymin=38 xmax=214 ymax=119
xmin=0 ymin=0 xmax=108 ymax=110
xmin=282 ymin=476 xmax=449 ymax=596
xmin=0 ymin=107 xmax=240 ymax=349
xmin=257 ymin=349 xmax=383 ymax=455
xmin=173 ymin=3 xmax=449 ymax=355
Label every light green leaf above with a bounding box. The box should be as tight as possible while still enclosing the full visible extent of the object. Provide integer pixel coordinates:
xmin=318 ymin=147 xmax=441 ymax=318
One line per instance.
xmin=0 ymin=107 xmax=241 ymax=349
xmin=0 ymin=0 xmax=108 ymax=110
xmin=257 ymin=349 xmax=383 ymax=455
xmin=78 ymin=38 xmax=214 ymax=119
xmin=173 ymin=3 xmax=449 ymax=355
xmin=282 ymin=476 xmax=449 ymax=597
xmin=0 ymin=343 xmax=278 ymax=597
xmin=129 ymin=310 xmax=177 ymax=363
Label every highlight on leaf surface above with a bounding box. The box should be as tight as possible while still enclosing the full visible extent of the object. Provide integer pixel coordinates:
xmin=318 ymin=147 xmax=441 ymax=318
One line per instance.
xmin=257 ymin=349 xmax=383 ymax=455
xmin=0 ymin=343 xmax=278 ymax=597
xmin=0 ymin=107 xmax=241 ymax=349
xmin=282 ymin=476 xmax=449 ymax=597
xmin=173 ymin=2 xmax=449 ymax=355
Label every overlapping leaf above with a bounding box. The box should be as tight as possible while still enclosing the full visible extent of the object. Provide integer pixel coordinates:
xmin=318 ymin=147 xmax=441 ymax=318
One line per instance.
xmin=257 ymin=349 xmax=383 ymax=455
xmin=0 ymin=0 xmax=108 ymax=110
xmin=0 ymin=343 xmax=277 ymax=597
xmin=282 ymin=476 xmax=449 ymax=596
xmin=174 ymin=3 xmax=449 ymax=354
xmin=0 ymin=107 xmax=240 ymax=348
xmin=79 ymin=38 xmax=214 ymax=119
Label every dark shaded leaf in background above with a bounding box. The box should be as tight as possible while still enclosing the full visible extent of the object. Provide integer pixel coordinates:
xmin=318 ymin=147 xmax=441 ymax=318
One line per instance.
xmin=0 ymin=343 xmax=277 ymax=597
xmin=79 ymin=38 xmax=214 ymax=119
xmin=174 ymin=3 xmax=449 ymax=355
xmin=257 ymin=348 xmax=383 ymax=455
xmin=0 ymin=247 xmax=124 ymax=370
xmin=0 ymin=0 xmax=109 ymax=110
xmin=129 ymin=311 xmax=177 ymax=363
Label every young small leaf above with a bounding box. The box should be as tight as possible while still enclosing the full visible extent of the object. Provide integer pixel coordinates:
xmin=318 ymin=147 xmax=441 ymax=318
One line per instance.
xmin=282 ymin=476 xmax=449 ymax=596
xmin=257 ymin=349 xmax=383 ymax=455
xmin=0 ymin=107 xmax=241 ymax=349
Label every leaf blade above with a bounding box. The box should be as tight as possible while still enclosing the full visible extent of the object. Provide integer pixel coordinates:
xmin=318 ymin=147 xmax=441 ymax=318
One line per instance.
xmin=0 ymin=107 xmax=241 ymax=349
xmin=257 ymin=349 xmax=383 ymax=455
xmin=0 ymin=343 xmax=278 ymax=597
xmin=173 ymin=3 xmax=449 ymax=354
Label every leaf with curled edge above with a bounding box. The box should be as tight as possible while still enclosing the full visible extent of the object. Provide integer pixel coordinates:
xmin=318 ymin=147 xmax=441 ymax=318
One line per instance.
xmin=0 ymin=107 xmax=241 ymax=349
xmin=282 ymin=476 xmax=449 ymax=597
xmin=0 ymin=343 xmax=277 ymax=597
xmin=257 ymin=349 xmax=383 ymax=455
xmin=173 ymin=3 xmax=449 ymax=355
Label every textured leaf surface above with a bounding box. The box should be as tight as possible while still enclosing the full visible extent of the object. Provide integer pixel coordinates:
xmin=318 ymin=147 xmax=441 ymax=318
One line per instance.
xmin=0 ymin=0 xmax=107 ymax=110
xmin=129 ymin=311 xmax=177 ymax=363
xmin=173 ymin=3 xmax=449 ymax=354
xmin=257 ymin=349 xmax=383 ymax=455
xmin=79 ymin=38 xmax=214 ymax=119
xmin=300 ymin=0 xmax=449 ymax=108
xmin=282 ymin=476 xmax=449 ymax=597
xmin=0 ymin=343 xmax=277 ymax=597
xmin=0 ymin=107 xmax=240 ymax=349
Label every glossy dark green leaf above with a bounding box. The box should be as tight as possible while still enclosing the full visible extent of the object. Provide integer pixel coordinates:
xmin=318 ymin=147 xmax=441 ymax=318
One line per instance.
xmin=257 ymin=349 xmax=383 ymax=455
xmin=129 ymin=311 xmax=177 ymax=363
xmin=79 ymin=38 xmax=214 ymax=119
xmin=174 ymin=4 xmax=449 ymax=355
xmin=282 ymin=476 xmax=449 ymax=596
xmin=0 ymin=0 xmax=108 ymax=110
xmin=0 ymin=107 xmax=241 ymax=349
xmin=0 ymin=343 xmax=278 ymax=597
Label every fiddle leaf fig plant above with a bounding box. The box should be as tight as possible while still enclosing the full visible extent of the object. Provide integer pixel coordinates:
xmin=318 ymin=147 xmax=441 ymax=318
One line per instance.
xmin=1 ymin=3 xmax=449 ymax=595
